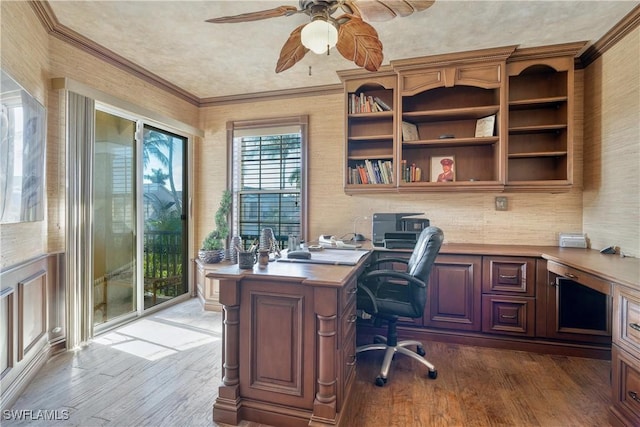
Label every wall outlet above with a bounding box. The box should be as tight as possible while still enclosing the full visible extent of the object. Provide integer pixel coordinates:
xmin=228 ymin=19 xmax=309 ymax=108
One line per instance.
xmin=495 ymin=196 xmax=508 ymax=211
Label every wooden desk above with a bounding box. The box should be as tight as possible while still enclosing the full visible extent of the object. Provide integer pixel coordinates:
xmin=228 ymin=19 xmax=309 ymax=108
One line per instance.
xmin=210 ymin=252 xmax=371 ymax=427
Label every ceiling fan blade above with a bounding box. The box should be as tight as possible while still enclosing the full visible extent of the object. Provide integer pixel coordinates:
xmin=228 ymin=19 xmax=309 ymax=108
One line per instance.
xmin=336 ymin=17 xmax=383 ymax=72
xmin=346 ymin=0 xmax=435 ymax=22
xmin=276 ymin=25 xmax=310 ymax=73
xmin=206 ymin=5 xmax=299 ymax=23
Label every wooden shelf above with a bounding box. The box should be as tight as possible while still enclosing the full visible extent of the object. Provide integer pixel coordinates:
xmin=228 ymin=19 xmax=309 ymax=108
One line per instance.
xmin=348 ymin=134 xmax=394 ymax=142
xmin=509 ymin=96 xmax=568 ymax=109
xmin=348 ymin=154 xmax=393 ymax=161
xmin=509 ymin=151 xmax=567 ymax=158
xmin=403 ymin=136 xmax=499 ymax=148
xmin=348 ymin=111 xmax=393 ymax=119
xmin=509 ymin=124 xmax=567 ymax=134
xmin=403 ymin=105 xmax=499 ymax=121
xmin=398 ymin=181 xmax=505 ymax=192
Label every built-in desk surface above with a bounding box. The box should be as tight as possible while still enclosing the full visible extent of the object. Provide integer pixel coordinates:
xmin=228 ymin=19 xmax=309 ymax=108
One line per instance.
xmin=376 ymin=242 xmax=639 ymax=290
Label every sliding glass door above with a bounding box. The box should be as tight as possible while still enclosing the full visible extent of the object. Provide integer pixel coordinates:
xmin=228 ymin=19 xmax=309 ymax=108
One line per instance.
xmin=93 ymin=110 xmax=137 ymax=325
xmin=92 ymin=112 xmax=189 ymax=328
xmin=142 ymin=125 xmax=188 ymax=309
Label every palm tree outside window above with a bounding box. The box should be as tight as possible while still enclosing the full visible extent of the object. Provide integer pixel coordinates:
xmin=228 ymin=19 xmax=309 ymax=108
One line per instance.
xmin=229 ymin=116 xmax=308 ymax=250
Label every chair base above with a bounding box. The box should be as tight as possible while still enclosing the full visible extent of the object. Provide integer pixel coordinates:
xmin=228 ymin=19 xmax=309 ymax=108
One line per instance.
xmin=356 ymin=334 xmax=437 ymax=386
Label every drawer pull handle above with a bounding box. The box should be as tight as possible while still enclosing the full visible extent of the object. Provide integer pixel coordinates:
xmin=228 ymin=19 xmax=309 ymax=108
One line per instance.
xmin=499 ymin=274 xmax=517 ymax=279
xmin=629 ymin=391 xmax=640 ymax=403
xmin=500 ymin=314 xmax=517 ymax=319
xmin=347 ymin=287 xmax=357 ymax=295
xmin=629 ymin=323 xmax=640 ymax=332
xmin=346 ymin=355 xmax=357 ymax=366
xmin=565 ymin=272 xmax=578 ymax=279
xmin=347 ymin=314 xmax=357 ymax=323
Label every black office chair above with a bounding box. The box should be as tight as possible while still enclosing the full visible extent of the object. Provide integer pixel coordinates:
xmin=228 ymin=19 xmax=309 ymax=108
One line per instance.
xmin=356 ymin=226 xmax=443 ymax=386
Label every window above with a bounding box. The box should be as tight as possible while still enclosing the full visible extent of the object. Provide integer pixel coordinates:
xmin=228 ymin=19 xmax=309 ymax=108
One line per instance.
xmin=230 ymin=116 xmax=308 ymax=249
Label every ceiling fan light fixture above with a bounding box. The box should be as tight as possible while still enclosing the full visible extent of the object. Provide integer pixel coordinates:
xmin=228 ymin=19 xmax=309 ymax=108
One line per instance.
xmin=301 ymin=18 xmax=338 ymax=54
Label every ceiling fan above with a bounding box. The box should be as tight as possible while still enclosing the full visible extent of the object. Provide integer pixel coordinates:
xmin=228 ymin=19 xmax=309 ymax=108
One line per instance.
xmin=206 ymin=1 xmax=435 ymax=73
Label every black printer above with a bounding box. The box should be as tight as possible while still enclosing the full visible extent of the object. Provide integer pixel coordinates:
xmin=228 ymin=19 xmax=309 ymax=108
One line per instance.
xmin=371 ymin=213 xmax=430 ymax=249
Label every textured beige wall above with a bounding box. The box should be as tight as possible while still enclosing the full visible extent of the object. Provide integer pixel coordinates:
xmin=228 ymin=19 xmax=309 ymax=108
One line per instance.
xmin=0 ymin=1 xmax=200 ymax=269
xmin=583 ymin=26 xmax=640 ymax=257
xmin=198 ymin=92 xmax=585 ymax=250
xmin=0 ymin=1 xmax=50 ymax=269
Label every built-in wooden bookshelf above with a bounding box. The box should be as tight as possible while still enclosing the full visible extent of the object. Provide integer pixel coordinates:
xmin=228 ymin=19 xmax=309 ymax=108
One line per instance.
xmin=337 ymin=43 xmax=585 ymax=193
xmin=338 ymin=69 xmax=397 ymax=192
xmin=392 ymin=46 xmax=515 ymax=191
xmin=506 ymin=42 xmax=585 ymax=191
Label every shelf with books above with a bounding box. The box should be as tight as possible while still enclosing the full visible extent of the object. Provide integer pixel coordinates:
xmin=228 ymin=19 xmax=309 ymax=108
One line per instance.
xmin=396 ymin=61 xmax=505 ymax=190
xmin=399 ymin=142 xmax=503 ymax=191
xmin=347 ymin=158 xmax=394 ymax=185
xmin=338 ymin=69 xmax=398 ymax=192
xmin=338 ymin=44 xmax=582 ymax=194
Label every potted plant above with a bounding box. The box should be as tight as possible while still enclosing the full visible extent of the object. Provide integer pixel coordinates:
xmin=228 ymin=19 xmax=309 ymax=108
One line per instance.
xmin=198 ymin=230 xmax=224 ymax=264
xmin=198 ymin=190 xmax=232 ymax=264
xmin=215 ymin=189 xmax=232 ymax=259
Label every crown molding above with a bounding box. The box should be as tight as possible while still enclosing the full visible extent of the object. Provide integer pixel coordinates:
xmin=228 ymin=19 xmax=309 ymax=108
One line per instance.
xmin=580 ymin=4 xmax=640 ymax=67
xmin=199 ymin=84 xmax=343 ymax=107
xmin=29 ymin=1 xmax=200 ymax=106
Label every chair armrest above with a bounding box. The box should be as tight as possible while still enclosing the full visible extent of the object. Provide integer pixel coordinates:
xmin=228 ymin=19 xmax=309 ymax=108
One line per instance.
xmin=362 ymin=269 xmax=427 ymax=288
xmin=366 ymin=257 xmax=409 ymax=270
xmin=357 ymin=281 xmax=379 ymax=313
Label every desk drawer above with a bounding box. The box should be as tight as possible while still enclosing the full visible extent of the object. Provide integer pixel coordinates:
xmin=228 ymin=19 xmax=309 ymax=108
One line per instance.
xmin=614 ymin=285 xmax=640 ymax=354
xmin=341 ymin=277 xmax=358 ymax=313
xmin=547 ymin=260 xmax=612 ymax=296
xmin=481 ymin=295 xmax=535 ymax=336
xmin=482 ymin=257 xmax=535 ymax=296
xmin=612 ymin=345 xmax=640 ymax=425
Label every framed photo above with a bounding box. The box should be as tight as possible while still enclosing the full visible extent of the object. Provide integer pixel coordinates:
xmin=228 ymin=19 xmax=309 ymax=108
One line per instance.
xmin=431 ymin=156 xmax=455 ymax=182
xmin=475 ymin=114 xmax=495 ymax=137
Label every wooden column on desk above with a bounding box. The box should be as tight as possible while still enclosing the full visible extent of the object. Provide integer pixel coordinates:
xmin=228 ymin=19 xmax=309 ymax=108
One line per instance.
xmin=212 ymin=278 xmax=241 ymax=425
xmin=312 ymin=286 xmax=338 ymax=424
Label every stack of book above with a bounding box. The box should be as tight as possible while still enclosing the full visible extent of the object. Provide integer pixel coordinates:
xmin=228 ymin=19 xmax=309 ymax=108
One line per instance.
xmin=349 ymin=93 xmax=392 ymax=114
xmin=349 ymin=160 xmax=393 ymax=184
xmin=401 ymin=160 xmax=422 ymax=182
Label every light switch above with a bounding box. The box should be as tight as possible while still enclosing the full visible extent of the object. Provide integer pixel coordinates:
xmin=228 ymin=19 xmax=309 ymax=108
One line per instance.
xmin=495 ymin=196 xmax=508 ymax=211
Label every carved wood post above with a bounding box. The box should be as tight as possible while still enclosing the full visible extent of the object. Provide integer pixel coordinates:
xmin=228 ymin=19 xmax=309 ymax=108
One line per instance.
xmin=213 ymin=279 xmax=241 ymax=425
xmin=312 ymin=287 xmax=338 ymax=423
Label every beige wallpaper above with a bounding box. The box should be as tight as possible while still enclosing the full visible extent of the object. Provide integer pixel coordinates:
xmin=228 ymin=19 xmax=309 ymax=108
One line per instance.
xmin=0 ymin=1 xmax=50 ymax=269
xmin=2 ymin=1 xmax=638 ymax=271
xmin=198 ymin=92 xmax=585 ymax=251
xmin=583 ymin=26 xmax=640 ymax=258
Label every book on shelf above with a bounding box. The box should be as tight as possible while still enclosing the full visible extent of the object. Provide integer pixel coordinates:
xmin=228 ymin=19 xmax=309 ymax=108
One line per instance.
xmin=475 ymin=114 xmax=496 ymax=137
xmin=401 ymin=159 xmax=422 ymax=182
xmin=402 ymin=121 xmax=420 ymax=141
xmin=373 ymin=96 xmax=392 ymax=111
xmin=349 ymin=93 xmax=392 ymax=114
xmin=348 ymin=160 xmax=393 ymax=184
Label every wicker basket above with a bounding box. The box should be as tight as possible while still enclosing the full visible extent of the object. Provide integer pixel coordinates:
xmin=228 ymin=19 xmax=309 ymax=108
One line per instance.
xmin=198 ymin=249 xmax=224 ymax=264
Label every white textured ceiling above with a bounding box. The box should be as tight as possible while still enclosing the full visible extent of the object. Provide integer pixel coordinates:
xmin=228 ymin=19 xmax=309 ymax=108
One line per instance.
xmin=47 ymin=1 xmax=639 ymax=99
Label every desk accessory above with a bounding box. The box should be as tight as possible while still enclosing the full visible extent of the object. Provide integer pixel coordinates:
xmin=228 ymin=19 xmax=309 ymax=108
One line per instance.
xmin=238 ymin=251 xmax=256 ymax=269
xmin=558 ymin=233 xmax=587 ymax=248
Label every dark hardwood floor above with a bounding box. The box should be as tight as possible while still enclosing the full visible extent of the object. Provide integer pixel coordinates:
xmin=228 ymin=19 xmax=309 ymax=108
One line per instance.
xmin=4 ymin=298 xmax=612 ymax=426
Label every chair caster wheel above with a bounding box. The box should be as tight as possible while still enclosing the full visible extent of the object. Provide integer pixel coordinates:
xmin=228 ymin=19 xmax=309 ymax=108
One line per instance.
xmin=428 ymin=370 xmax=437 ymax=379
xmin=375 ymin=376 xmax=387 ymax=387
xmin=416 ymin=346 xmax=426 ymax=357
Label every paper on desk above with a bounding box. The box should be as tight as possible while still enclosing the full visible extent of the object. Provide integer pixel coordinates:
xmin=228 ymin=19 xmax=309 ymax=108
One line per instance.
xmin=277 ymin=248 xmax=370 ymax=266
